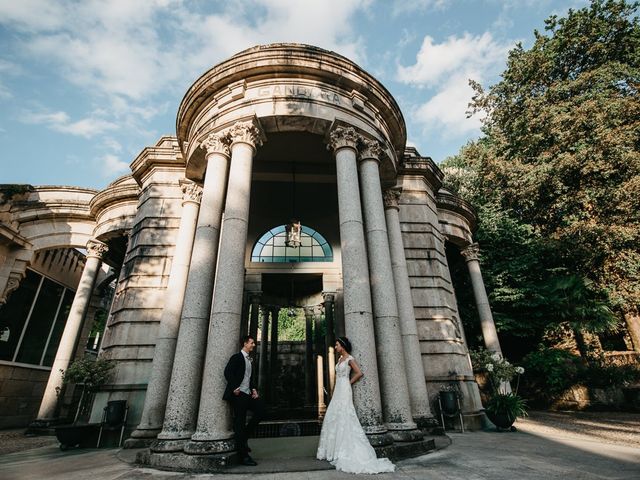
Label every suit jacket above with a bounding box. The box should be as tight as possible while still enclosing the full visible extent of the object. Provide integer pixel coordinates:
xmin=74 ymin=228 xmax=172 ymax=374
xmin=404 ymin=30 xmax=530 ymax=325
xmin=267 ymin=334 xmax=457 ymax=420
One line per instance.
xmin=222 ymin=352 xmax=256 ymax=401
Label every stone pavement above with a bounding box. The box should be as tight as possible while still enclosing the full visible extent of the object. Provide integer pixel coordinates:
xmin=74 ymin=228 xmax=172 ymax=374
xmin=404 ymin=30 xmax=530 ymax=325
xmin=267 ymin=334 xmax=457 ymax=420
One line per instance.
xmin=1 ymin=412 xmax=639 ymax=479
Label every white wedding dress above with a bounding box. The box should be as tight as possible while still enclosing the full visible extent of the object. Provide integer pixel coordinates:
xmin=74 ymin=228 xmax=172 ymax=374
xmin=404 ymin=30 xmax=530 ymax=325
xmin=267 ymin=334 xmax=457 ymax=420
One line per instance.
xmin=316 ymin=355 xmax=395 ymax=474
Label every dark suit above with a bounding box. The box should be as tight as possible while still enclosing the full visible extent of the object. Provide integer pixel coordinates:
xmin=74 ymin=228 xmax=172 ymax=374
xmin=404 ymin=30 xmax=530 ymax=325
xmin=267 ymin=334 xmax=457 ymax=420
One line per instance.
xmin=223 ymin=351 xmax=265 ymax=456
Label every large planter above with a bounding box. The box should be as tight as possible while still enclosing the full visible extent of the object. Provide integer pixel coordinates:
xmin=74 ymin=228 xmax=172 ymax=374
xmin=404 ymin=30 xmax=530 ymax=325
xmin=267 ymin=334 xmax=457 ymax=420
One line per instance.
xmin=55 ymin=424 xmax=100 ymax=450
xmin=486 ymin=411 xmax=516 ymax=430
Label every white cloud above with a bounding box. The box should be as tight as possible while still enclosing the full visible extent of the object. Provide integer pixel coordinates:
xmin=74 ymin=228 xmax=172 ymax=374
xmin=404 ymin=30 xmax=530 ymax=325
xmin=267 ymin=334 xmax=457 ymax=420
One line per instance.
xmin=393 ymin=0 xmax=452 ymax=15
xmin=101 ymin=154 xmax=129 ymax=176
xmin=397 ymin=32 xmax=510 ymax=86
xmin=21 ymin=110 xmax=119 ymax=138
xmin=398 ymin=32 xmax=512 ymax=137
xmin=414 ymin=74 xmax=484 ymax=138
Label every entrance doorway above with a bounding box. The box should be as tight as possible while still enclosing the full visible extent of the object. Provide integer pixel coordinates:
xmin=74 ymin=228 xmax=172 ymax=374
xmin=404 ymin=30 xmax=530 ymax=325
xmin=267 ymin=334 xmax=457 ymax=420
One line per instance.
xmin=243 ymin=273 xmax=338 ymax=437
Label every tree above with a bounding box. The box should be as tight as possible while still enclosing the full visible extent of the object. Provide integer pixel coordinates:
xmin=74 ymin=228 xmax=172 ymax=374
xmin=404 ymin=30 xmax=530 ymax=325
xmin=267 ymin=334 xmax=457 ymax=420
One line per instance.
xmin=467 ymin=0 xmax=640 ymax=316
xmin=444 ymin=1 xmax=639 ymax=356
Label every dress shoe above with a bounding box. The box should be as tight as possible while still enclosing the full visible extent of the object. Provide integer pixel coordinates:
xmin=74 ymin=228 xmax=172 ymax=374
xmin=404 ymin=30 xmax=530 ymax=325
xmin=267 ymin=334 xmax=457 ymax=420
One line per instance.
xmin=241 ymin=455 xmax=257 ymax=466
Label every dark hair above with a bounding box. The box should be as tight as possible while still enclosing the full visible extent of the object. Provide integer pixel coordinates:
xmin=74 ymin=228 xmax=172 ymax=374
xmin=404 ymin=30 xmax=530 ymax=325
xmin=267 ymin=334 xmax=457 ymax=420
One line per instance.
xmin=241 ymin=335 xmax=255 ymax=346
xmin=336 ymin=336 xmax=352 ymax=353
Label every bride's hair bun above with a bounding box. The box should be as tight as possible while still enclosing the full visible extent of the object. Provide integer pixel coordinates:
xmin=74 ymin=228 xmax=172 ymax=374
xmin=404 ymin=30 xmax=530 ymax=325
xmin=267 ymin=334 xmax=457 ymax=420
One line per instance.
xmin=336 ymin=336 xmax=352 ymax=353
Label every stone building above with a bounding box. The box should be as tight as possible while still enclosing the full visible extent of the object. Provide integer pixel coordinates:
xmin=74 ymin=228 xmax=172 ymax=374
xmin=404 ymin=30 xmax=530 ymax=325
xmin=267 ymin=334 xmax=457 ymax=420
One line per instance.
xmin=0 ymin=44 xmax=508 ymax=463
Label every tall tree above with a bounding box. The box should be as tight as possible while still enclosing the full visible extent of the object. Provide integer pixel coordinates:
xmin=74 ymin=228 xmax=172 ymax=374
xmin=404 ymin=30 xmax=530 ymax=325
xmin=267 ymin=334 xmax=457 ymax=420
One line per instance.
xmin=444 ymin=0 xmax=639 ymax=351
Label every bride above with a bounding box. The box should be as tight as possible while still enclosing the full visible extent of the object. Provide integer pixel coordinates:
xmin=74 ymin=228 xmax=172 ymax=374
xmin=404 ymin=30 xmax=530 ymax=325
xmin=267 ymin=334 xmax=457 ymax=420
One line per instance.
xmin=316 ymin=336 xmax=395 ymax=474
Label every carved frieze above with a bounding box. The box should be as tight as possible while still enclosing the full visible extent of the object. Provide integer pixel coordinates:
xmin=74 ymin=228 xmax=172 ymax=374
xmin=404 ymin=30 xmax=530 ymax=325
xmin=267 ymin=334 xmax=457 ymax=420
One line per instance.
xmin=180 ymin=180 xmax=203 ymax=204
xmin=201 ymin=132 xmax=231 ymax=157
xmin=327 ymin=126 xmax=359 ymax=152
xmin=86 ymin=239 xmax=109 ymax=259
xmin=382 ymin=188 xmax=401 ymax=210
xmin=460 ymin=243 xmax=480 ymax=262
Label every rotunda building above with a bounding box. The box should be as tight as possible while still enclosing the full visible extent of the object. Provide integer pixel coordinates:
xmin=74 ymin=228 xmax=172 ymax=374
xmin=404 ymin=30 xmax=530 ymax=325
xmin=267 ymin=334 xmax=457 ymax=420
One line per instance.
xmin=0 ymin=44 xmax=503 ymax=466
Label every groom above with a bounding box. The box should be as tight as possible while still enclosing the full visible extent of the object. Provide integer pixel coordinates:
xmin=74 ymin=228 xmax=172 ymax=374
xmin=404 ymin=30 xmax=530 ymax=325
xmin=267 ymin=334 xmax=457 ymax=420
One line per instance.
xmin=223 ymin=334 xmax=265 ymax=466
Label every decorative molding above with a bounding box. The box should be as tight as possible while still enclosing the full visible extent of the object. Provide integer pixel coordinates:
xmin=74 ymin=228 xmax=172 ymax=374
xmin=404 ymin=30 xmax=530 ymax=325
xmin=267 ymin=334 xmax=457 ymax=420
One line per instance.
xmin=86 ymin=239 xmax=109 ymax=259
xmin=201 ymin=132 xmax=230 ymax=157
xmin=382 ymin=188 xmax=401 ymax=210
xmin=0 ymin=272 xmax=24 ymax=305
xmin=180 ymin=180 xmax=203 ymax=204
xmin=327 ymin=126 xmax=358 ymax=152
xmin=322 ymin=292 xmax=336 ymax=303
xmin=358 ymin=138 xmax=383 ymax=161
xmin=460 ymin=243 xmax=480 ymax=262
xmin=226 ymin=120 xmax=264 ymax=150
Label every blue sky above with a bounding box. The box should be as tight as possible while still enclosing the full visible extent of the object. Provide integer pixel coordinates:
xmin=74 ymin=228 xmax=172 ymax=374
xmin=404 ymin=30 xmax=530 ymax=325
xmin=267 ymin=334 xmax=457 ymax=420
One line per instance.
xmin=0 ymin=0 xmax=586 ymax=189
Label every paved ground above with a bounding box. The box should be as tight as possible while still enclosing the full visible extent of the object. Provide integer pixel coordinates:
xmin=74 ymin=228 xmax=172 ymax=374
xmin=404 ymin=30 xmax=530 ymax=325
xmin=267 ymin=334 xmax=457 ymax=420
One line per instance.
xmin=1 ymin=411 xmax=639 ymax=479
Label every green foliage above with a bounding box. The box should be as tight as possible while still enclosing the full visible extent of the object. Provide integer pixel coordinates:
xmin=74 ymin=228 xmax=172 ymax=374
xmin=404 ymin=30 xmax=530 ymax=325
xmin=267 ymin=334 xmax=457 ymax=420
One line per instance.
xmin=485 ymin=393 xmax=528 ymax=419
xmin=276 ymin=308 xmax=306 ymax=341
xmin=444 ymin=1 xmax=640 ymax=363
xmin=61 ymin=358 xmax=115 ymax=392
xmin=582 ymin=355 xmax=640 ymax=387
xmin=464 ymin=0 xmax=640 ymax=313
xmin=521 ymin=347 xmax=583 ymax=398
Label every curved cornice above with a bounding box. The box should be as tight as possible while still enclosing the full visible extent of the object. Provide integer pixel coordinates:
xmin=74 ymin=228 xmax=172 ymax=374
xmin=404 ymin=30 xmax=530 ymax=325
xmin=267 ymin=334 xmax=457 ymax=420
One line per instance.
xmin=177 ymin=43 xmax=407 ymax=156
xmin=436 ymin=189 xmax=477 ymax=232
xmin=89 ymin=175 xmax=140 ymax=217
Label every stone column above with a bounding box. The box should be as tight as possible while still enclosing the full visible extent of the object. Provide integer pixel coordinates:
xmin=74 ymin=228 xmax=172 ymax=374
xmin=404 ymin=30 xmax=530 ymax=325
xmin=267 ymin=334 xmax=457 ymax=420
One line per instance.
xmin=269 ymin=307 xmax=279 ymax=401
xmin=383 ymin=188 xmax=434 ymax=428
xmin=304 ymin=307 xmax=315 ymax=406
xmin=186 ymin=120 xmax=263 ymax=455
xmin=328 ymin=126 xmax=391 ymax=446
xmin=153 ymin=133 xmax=230 ymax=452
xmin=239 ymin=292 xmax=250 ymax=342
xmin=358 ymin=139 xmax=421 ymax=442
xmin=323 ymin=293 xmax=336 ymax=396
xmin=461 ymin=243 xmax=503 ymax=356
xmin=334 ymin=288 xmax=346 ymax=338
xmin=37 ymin=239 xmax=108 ymax=420
xmin=314 ymin=307 xmax=327 ymax=418
xmin=128 ymin=181 xmax=202 ymax=444
xmin=248 ymin=293 xmax=260 ymax=341
xmin=258 ymin=307 xmax=270 ymax=395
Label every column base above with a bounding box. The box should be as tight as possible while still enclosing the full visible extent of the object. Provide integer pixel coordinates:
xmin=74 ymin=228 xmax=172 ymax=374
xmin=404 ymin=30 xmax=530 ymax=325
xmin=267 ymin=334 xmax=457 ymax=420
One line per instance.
xmin=365 ymin=431 xmax=394 ymax=447
xmin=138 ymin=449 xmax=239 ymax=472
xmin=413 ymin=414 xmax=440 ymax=430
xmin=374 ymin=437 xmax=436 ymax=460
xmin=387 ymin=428 xmax=424 ymax=443
xmin=183 ymin=437 xmax=236 ymax=455
xmin=124 ymin=426 xmax=162 ymax=448
xmin=151 ymin=437 xmax=190 ymax=453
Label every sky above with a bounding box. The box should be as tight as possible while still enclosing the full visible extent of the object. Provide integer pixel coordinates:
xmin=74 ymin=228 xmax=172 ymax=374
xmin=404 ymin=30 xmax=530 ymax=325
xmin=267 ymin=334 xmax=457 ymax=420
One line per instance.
xmin=0 ymin=0 xmax=587 ymax=189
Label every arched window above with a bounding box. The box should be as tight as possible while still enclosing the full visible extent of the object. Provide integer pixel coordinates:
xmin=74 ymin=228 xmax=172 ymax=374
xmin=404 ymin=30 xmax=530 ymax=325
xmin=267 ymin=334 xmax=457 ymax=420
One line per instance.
xmin=251 ymin=225 xmax=333 ymax=263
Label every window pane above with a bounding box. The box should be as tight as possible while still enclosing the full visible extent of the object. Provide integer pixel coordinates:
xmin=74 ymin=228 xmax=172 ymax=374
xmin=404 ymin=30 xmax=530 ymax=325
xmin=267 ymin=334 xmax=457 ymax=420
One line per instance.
xmin=301 ymin=236 xmax=312 ymax=247
xmin=273 ymin=235 xmax=286 ymax=247
xmin=312 ymin=246 xmax=325 ymax=257
xmin=0 ymin=270 xmax=41 ymax=361
xmin=43 ymin=289 xmax=75 ymax=366
xmin=273 ymin=246 xmax=286 ymax=256
xmin=299 ymin=246 xmax=312 ymax=256
xmin=262 ymin=245 xmax=273 ymax=256
xmin=16 ymin=278 xmax=64 ymax=365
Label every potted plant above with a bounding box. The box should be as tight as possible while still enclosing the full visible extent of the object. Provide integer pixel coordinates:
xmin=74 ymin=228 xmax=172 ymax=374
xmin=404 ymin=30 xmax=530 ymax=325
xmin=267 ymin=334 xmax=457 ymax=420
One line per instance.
xmin=470 ymin=348 xmax=527 ymax=431
xmin=54 ymin=357 xmax=115 ymax=449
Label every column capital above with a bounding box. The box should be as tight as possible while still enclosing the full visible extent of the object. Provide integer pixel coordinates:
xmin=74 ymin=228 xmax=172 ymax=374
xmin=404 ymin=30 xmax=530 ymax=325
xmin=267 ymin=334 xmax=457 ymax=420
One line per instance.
xmin=382 ymin=188 xmax=401 ymax=210
xmin=460 ymin=242 xmax=480 ymax=262
xmin=358 ymin=138 xmax=383 ymax=162
xmin=226 ymin=119 xmax=264 ymax=150
xmin=322 ymin=292 xmax=336 ymax=303
xmin=201 ymin=132 xmax=231 ymax=158
xmin=180 ymin=179 xmax=203 ymax=205
xmin=86 ymin=239 xmax=108 ymax=259
xmin=327 ymin=125 xmax=358 ymax=153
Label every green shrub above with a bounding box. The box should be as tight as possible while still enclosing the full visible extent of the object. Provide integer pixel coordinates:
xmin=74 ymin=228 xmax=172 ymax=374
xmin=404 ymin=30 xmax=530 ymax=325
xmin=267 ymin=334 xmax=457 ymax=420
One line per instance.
xmin=582 ymin=361 xmax=640 ymax=389
xmin=521 ymin=346 xmax=583 ymax=399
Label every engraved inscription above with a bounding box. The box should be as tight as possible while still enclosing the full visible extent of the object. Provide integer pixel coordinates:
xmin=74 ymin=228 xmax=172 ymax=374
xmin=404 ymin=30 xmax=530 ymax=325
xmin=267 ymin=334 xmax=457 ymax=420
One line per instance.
xmin=256 ymin=85 xmax=342 ymax=105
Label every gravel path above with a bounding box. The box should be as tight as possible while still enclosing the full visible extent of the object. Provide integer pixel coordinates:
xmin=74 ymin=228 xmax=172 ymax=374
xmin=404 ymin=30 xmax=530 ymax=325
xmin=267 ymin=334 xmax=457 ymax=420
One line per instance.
xmin=1 ymin=410 xmax=639 ymax=456
xmin=0 ymin=429 xmax=58 ymax=455
xmin=517 ymin=410 xmax=640 ymax=448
